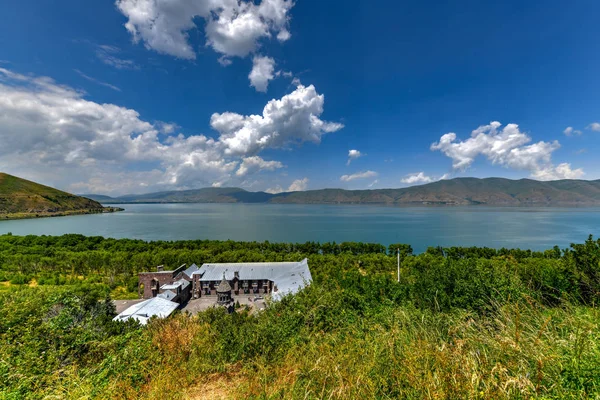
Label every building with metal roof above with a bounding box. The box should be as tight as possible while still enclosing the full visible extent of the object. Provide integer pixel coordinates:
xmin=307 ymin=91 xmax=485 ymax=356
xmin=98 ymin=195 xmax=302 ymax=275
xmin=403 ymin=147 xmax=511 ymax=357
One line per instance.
xmin=129 ymin=259 xmax=312 ymax=324
xmin=113 ymin=297 xmax=179 ymax=325
xmin=183 ymin=263 xmax=199 ymax=279
xmin=157 ymin=290 xmax=177 ymax=301
xmin=138 ymin=264 xmax=193 ymax=303
xmin=191 ymin=258 xmax=311 ymax=301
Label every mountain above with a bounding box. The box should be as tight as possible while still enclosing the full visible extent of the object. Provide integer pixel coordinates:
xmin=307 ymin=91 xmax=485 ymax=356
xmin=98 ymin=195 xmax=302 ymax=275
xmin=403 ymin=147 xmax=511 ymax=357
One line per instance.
xmin=85 ymin=177 xmax=600 ymax=206
xmin=0 ymin=173 xmax=121 ymax=219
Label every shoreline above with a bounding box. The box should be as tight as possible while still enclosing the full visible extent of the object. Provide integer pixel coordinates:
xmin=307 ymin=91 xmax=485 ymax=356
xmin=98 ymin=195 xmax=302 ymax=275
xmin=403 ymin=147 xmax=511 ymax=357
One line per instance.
xmin=0 ymin=207 xmax=124 ymax=221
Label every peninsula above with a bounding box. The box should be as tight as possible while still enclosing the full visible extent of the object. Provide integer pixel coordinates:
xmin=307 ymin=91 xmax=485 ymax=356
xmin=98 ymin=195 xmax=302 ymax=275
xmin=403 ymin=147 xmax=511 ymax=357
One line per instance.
xmin=0 ymin=173 xmax=122 ymax=220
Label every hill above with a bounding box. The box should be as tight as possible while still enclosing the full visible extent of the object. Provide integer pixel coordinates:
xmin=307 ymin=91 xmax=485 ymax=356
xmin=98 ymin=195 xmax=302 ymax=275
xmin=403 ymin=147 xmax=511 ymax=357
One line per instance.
xmin=85 ymin=177 xmax=600 ymax=206
xmin=0 ymin=173 xmax=121 ymax=219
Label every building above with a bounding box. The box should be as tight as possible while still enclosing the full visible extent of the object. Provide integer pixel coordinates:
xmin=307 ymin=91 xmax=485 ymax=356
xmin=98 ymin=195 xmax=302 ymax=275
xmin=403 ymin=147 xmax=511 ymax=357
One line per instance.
xmin=137 ymin=259 xmax=311 ymax=303
xmin=156 ymin=279 xmax=191 ymax=304
xmin=117 ymin=259 xmax=311 ymax=325
xmin=191 ymin=258 xmax=311 ymax=301
xmin=138 ymin=263 xmax=199 ymax=303
xmin=113 ymin=296 xmax=179 ymax=325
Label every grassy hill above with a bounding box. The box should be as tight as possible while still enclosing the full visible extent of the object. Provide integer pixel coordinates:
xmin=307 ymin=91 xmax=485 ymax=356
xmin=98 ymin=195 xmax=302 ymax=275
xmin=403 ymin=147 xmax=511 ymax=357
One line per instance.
xmin=0 ymin=173 xmax=120 ymax=219
xmin=86 ymin=177 xmax=600 ymax=206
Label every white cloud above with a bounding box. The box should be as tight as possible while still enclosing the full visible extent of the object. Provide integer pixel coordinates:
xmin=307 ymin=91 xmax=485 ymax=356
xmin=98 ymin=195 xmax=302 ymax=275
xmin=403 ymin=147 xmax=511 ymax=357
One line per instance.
xmin=288 ymin=177 xmax=308 ymax=191
xmin=367 ymin=179 xmax=378 ymax=188
xmin=265 ymin=186 xmax=283 ymax=194
xmin=587 ymin=122 xmax=600 ymax=132
xmin=116 ymin=0 xmax=293 ymax=60
xmin=276 ymin=29 xmax=291 ymax=42
xmin=211 ymin=82 xmax=343 ymax=156
xmin=400 ymin=172 xmax=450 ymax=186
xmin=236 ymin=155 xmax=283 ymax=176
xmin=340 ymin=170 xmax=378 ymax=182
xmin=265 ymin=177 xmax=309 ymax=193
xmin=0 ymin=68 xmax=339 ymax=195
xmin=530 ymin=163 xmax=584 ymax=180
xmin=347 ymin=149 xmax=362 ymax=165
xmin=431 ymin=121 xmax=583 ymax=181
xmin=96 ymin=45 xmax=139 ymax=70
xmin=218 ymin=56 xmax=233 ymax=66
xmin=563 ymin=126 xmax=582 ymax=136
xmin=401 ymin=172 xmax=433 ymax=184
xmin=74 ymin=69 xmax=121 ymax=92
xmin=249 ymin=55 xmax=275 ymax=92
xmin=156 ymin=122 xmax=179 ymax=134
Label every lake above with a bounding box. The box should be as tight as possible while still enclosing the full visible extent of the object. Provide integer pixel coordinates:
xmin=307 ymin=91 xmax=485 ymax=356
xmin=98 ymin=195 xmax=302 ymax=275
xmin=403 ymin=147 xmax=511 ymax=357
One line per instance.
xmin=1 ymin=203 xmax=599 ymax=253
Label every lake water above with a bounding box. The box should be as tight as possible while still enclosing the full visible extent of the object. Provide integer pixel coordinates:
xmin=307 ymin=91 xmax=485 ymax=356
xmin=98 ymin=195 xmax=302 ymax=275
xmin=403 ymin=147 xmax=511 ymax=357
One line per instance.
xmin=1 ymin=203 xmax=599 ymax=253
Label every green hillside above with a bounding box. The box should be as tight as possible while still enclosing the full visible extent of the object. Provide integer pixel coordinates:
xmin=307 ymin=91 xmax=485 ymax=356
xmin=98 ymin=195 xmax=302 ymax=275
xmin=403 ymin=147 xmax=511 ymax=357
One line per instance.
xmin=86 ymin=177 xmax=600 ymax=206
xmin=0 ymin=173 xmax=120 ymax=219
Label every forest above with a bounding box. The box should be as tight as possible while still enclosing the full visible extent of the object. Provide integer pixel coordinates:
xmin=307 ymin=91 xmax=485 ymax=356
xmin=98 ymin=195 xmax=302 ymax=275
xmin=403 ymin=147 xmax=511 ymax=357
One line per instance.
xmin=1 ymin=233 xmax=599 ymax=399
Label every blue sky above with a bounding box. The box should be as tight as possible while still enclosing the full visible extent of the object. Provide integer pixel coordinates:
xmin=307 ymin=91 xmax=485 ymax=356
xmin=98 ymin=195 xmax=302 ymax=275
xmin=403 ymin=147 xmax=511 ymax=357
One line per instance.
xmin=0 ymin=0 xmax=599 ymax=195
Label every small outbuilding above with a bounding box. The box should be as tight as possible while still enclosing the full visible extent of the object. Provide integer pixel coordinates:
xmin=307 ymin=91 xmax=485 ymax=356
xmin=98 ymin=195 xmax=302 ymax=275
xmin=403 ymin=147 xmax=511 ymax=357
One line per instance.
xmin=113 ymin=297 xmax=179 ymax=325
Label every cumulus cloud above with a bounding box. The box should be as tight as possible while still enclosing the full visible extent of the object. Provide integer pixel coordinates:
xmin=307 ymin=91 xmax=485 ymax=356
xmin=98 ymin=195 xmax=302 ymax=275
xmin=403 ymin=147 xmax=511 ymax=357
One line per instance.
xmin=340 ymin=170 xmax=378 ymax=182
xmin=563 ymin=127 xmax=582 ymax=136
xmin=0 ymin=68 xmax=340 ymax=194
xmin=588 ymin=122 xmax=600 ymax=132
xmin=265 ymin=177 xmax=309 ymax=193
xmin=401 ymin=172 xmax=433 ymax=184
xmin=249 ymin=55 xmax=276 ymax=92
xmin=400 ymin=172 xmax=450 ymax=186
xmin=288 ymin=177 xmax=308 ymax=191
xmin=116 ymin=0 xmax=293 ymax=60
xmin=236 ymin=155 xmax=283 ymax=176
xmin=431 ymin=121 xmax=583 ymax=181
xmin=347 ymin=149 xmax=362 ymax=165
xmin=211 ymin=82 xmax=344 ymax=156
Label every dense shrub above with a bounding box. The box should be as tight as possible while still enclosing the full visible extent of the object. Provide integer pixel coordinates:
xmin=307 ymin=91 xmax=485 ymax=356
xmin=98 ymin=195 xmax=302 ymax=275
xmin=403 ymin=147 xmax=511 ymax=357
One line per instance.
xmin=0 ymin=234 xmax=599 ymax=398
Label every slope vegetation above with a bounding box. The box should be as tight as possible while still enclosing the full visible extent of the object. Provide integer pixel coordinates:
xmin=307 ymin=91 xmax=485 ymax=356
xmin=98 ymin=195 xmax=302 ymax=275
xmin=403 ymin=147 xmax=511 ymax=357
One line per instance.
xmin=0 ymin=173 xmax=118 ymax=219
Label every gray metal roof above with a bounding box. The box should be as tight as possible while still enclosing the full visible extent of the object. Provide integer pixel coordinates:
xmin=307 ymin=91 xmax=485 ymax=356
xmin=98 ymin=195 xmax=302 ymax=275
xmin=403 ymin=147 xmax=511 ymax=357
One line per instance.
xmin=270 ymin=258 xmax=312 ymax=301
xmin=194 ymin=261 xmax=304 ymax=281
xmin=183 ymin=263 xmax=199 ymax=279
xmin=157 ymin=290 xmax=176 ymax=301
xmin=160 ymin=279 xmax=190 ymax=291
xmin=176 ymin=279 xmax=190 ymax=290
xmin=113 ymin=297 xmax=178 ymax=325
xmin=192 ymin=259 xmax=311 ymax=300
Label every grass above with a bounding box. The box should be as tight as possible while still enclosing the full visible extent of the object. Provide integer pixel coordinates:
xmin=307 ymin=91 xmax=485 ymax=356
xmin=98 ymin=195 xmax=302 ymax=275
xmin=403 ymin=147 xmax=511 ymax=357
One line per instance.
xmin=0 ymin=172 xmax=121 ymax=218
xmin=1 ymin=234 xmax=600 ymax=399
xmin=26 ymin=291 xmax=594 ymax=400
xmin=129 ymin=299 xmax=599 ymax=399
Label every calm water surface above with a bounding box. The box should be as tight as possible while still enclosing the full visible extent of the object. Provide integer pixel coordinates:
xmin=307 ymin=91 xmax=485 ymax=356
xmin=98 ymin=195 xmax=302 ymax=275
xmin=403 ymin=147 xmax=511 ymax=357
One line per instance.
xmin=1 ymin=203 xmax=599 ymax=253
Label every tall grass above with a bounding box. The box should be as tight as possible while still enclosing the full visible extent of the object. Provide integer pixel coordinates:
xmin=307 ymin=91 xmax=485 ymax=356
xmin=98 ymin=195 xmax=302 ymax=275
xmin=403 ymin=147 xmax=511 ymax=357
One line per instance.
xmin=56 ymin=290 xmax=597 ymax=400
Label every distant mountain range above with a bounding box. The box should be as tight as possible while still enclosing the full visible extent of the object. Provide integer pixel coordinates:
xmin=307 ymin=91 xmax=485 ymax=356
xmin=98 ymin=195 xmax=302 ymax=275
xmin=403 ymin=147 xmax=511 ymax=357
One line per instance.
xmin=0 ymin=173 xmax=121 ymax=219
xmin=82 ymin=177 xmax=600 ymax=206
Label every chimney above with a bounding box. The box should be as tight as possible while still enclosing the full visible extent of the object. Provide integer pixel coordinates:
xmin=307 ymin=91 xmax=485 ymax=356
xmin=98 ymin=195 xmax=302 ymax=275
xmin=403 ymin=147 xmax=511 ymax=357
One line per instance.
xmin=157 ymin=265 xmax=164 ymax=272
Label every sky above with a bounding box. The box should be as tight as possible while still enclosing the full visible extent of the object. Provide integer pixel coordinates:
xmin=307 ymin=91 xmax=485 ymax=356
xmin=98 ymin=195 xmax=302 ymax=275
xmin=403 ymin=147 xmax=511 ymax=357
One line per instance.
xmin=1 ymin=0 xmax=599 ymax=195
